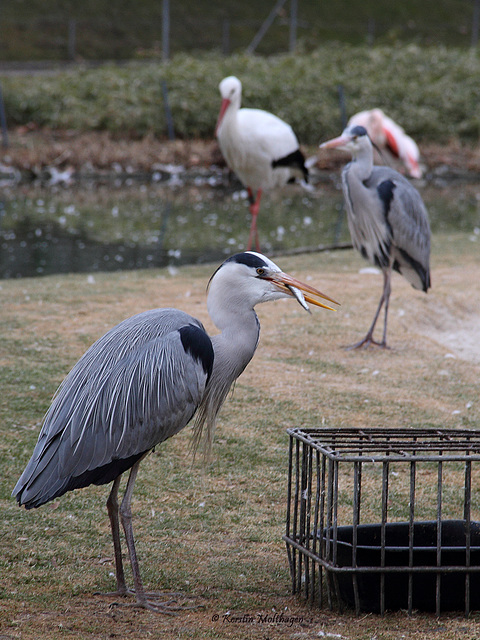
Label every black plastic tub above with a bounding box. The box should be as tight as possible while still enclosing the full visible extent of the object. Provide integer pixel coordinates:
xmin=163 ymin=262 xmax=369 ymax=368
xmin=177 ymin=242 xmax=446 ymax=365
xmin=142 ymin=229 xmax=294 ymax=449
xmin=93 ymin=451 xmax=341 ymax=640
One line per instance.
xmin=322 ymin=520 xmax=480 ymax=612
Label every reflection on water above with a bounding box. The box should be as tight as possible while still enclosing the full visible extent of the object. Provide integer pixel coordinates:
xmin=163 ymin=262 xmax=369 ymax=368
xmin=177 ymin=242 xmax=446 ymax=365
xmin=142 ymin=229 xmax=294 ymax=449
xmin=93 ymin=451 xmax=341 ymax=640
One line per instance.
xmin=0 ymin=171 xmax=479 ymax=279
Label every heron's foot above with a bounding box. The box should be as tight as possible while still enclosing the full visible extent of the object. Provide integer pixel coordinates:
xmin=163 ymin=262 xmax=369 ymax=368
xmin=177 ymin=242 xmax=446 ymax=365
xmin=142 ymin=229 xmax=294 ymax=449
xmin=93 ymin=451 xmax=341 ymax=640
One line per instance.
xmin=94 ymin=586 xmax=135 ymax=598
xmin=344 ymin=335 xmax=389 ymax=350
xmin=105 ymin=590 xmax=201 ymax=615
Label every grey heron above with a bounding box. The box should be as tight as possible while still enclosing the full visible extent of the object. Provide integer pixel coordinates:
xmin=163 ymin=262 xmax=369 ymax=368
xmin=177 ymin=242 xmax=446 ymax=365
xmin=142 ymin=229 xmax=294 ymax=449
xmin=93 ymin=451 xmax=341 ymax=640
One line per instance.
xmin=215 ymin=76 xmax=308 ymax=251
xmin=321 ymin=125 xmax=430 ymax=349
xmin=12 ymin=251 xmax=338 ymax=612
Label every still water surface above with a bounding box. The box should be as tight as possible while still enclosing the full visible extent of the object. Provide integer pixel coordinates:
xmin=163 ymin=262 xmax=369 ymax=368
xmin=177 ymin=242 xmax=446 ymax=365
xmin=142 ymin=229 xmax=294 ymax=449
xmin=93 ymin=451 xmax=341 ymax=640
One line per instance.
xmin=1 ymin=169 xmax=479 ymax=279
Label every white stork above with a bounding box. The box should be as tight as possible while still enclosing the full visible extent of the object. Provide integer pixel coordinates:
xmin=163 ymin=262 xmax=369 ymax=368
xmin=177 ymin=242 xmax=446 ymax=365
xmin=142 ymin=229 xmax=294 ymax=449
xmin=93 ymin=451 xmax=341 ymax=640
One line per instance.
xmin=215 ymin=75 xmax=308 ymax=251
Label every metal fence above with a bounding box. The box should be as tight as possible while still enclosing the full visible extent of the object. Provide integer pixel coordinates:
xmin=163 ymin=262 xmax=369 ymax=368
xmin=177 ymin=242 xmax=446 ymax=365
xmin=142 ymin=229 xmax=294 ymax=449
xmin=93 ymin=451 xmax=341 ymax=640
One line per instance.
xmin=1 ymin=4 xmax=480 ymax=63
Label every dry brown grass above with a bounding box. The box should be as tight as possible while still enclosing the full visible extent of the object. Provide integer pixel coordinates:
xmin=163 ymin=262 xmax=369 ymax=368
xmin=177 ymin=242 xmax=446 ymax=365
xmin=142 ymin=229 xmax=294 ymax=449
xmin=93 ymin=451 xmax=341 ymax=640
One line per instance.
xmin=1 ymin=233 xmax=480 ymax=639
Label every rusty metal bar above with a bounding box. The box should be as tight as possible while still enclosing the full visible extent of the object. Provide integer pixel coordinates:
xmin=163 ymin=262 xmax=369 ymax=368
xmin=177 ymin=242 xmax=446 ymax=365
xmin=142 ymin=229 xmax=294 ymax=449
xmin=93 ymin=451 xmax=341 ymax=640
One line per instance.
xmin=331 ymin=459 xmax=343 ymax=611
xmin=282 ymin=539 xmax=480 ymax=575
xmin=408 ymin=458 xmax=416 ymax=615
xmin=304 ymin=442 xmax=314 ymax=601
xmin=465 ymin=456 xmax=472 ymax=616
xmin=352 ymin=459 xmax=361 ymax=614
xmin=380 ymin=459 xmax=390 ymax=615
xmin=292 ymin=436 xmax=301 ymax=593
xmin=436 ymin=457 xmax=443 ymax=616
xmin=298 ymin=440 xmax=309 ymax=597
xmin=325 ymin=456 xmax=335 ymax=609
xmin=285 ymin=432 xmax=295 ymax=593
xmin=319 ymin=448 xmax=327 ymax=608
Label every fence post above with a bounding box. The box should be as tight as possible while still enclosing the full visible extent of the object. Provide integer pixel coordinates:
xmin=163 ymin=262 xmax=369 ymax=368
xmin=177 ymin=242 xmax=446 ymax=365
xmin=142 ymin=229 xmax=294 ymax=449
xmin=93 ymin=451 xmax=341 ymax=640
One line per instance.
xmin=162 ymin=0 xmax=170 ymax=62
xmin=289 ymin=0 xmax=298 ymax=51
xmin=222 ymin=18 xmax=230 ymax=55
xmin=161 ymin=80 xmax=175 ymax=140
xmin=367 ymin=18 xmax=375 ymax=46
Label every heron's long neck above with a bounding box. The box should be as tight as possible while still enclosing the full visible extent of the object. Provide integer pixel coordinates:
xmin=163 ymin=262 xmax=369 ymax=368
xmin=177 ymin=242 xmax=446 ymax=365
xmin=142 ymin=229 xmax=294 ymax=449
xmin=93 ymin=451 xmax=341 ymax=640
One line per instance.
xmin=211 ymin=308 xmax=260 ymax=382
xmin=191 ymin=306 xmax=259 ymax=456
xmin=346 ymin=149 xmax=373 ymax=184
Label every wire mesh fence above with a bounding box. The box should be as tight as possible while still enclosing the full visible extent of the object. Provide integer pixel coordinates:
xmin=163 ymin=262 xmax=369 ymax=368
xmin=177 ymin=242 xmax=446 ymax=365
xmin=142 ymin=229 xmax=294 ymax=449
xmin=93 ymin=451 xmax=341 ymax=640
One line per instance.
xmin=1 ymin=10 xmax=479 ymax=62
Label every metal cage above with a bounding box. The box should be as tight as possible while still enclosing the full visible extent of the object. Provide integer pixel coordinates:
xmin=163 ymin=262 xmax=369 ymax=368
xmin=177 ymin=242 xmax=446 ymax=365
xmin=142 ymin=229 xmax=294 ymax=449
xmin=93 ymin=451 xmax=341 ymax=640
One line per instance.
xmin=284 ymin=427 xmax=480 ymax=616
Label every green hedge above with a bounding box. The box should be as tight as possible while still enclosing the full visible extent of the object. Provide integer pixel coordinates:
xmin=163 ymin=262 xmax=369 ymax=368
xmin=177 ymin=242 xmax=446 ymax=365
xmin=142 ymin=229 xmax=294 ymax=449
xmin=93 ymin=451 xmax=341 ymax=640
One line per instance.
xmin=2 ymin=45 xmax=480 ymax=144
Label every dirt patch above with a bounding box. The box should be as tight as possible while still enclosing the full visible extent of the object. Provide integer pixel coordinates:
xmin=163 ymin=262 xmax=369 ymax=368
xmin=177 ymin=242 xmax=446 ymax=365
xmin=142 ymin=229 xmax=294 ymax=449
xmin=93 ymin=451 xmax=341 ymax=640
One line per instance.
xmin=2 ymin=127 xmax=480 ymax=176
xmin=0 ymin=127 xmax=223 ymax=174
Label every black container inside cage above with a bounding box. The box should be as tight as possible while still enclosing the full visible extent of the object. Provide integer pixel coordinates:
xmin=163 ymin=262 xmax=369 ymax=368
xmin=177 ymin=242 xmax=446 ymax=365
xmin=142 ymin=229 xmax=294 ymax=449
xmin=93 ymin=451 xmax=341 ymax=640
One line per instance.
xmin=283 ymin=428 xmax=480 ymax=616
xmin=322 ymin=520 xmax=480 ymax=612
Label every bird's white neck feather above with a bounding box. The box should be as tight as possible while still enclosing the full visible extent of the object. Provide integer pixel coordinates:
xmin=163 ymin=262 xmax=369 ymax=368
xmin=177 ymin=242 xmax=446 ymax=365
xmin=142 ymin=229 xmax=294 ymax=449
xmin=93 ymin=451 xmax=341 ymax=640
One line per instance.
xmin=348 ymin=144 xmax=374 ymax=182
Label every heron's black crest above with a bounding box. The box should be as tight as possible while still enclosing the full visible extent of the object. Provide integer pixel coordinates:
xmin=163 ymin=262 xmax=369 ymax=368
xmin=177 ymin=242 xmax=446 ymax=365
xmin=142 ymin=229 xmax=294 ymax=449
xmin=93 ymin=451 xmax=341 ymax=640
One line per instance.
xmin=225 ymin=252 xmax=270 ymax=269
xmin=179 ymin=324 xmax=214 ymax=379
xmin=350 ymin=125 xmax=368 ymax=137
xmin=207 ymin=252 xmax=271 ymax=291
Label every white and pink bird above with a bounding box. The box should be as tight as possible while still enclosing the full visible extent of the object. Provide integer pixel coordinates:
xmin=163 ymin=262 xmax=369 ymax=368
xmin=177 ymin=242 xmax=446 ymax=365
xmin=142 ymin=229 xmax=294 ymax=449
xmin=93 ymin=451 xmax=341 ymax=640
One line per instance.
xmin=215 ymin=75 xmax=308 ymax=251
xmin=347 ymin=108 xmax=423 ymax=179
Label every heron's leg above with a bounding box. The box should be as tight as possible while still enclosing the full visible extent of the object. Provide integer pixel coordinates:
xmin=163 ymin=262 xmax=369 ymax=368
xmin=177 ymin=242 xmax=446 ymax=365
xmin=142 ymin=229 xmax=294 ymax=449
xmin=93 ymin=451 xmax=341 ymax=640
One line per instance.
xmin=380 ymin=269 xmax=392 ymax=347
xmin=119 ymin=458 xmax=148 ymax=606
xmin=346 ymin=269 xmax=390 ymax=350
xmin=247 ymin=188 xmax=262 ymax=252
xmin=106 ymin=475 xmax=128 ymax=595
xmin=114 ymin=457 xmax=198 ymax=614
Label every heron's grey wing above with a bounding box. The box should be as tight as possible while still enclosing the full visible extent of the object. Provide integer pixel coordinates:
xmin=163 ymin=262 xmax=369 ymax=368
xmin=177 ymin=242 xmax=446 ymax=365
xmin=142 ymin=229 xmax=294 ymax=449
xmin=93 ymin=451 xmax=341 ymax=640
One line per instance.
xmin=367 ymin=168 xmax=431 ymax=291
xmin=342 ymin=164 xmax=393 ymax=268
xmin=13 ymin=309 xmax=213 ymax=509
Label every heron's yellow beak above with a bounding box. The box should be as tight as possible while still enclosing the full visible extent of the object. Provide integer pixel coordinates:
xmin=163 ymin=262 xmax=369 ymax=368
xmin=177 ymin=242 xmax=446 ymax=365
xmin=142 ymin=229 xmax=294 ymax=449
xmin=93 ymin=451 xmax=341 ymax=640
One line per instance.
xmin=269 ymin=272 xmax=340 ymax=312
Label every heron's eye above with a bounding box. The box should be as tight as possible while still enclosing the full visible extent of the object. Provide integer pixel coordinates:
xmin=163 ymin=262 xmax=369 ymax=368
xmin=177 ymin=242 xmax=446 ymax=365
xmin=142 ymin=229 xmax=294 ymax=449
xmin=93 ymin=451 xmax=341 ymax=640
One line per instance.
xmin=256 ymin=267 xmax=266 ymax=276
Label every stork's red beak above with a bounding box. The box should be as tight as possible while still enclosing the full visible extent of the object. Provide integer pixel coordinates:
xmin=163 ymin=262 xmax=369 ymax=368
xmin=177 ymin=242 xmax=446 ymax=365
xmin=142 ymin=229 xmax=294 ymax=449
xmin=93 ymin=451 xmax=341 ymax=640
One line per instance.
xmin=215 ymin=98 xmax=231 ymax=136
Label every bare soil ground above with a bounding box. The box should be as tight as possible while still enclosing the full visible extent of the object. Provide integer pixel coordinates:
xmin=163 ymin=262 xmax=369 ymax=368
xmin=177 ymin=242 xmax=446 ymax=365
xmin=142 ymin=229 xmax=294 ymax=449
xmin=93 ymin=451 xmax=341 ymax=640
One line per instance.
xmin=2 ymin=126 xmax=480 ymax=176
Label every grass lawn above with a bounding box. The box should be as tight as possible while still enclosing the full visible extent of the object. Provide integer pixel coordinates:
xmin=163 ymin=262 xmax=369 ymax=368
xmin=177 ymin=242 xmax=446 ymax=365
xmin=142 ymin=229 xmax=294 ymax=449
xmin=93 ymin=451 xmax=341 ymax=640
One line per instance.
xmin=1 ymin=232 xmax=480 ymax=639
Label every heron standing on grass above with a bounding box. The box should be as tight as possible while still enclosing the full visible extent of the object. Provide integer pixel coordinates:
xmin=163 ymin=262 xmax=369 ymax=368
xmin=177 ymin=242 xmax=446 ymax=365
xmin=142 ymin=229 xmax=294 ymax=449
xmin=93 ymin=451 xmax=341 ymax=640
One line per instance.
xmin=321 ymin=125 xmax=430 ymax=349
xmin=13 ymin=251 xmax=338 ymax=613
xmin=215 ymin=76 xmax=309 ymax=252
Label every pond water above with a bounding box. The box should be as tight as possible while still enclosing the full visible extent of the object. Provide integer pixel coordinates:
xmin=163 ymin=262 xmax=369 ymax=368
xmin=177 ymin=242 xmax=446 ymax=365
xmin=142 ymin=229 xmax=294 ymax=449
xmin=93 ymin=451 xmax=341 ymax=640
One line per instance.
xmin=0 ymin=168 xmax=479 ymax=279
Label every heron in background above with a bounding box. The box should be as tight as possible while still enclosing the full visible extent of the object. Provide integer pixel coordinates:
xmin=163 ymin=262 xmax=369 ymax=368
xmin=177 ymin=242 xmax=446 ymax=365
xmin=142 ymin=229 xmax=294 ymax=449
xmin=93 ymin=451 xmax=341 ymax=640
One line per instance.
xmin=215 ymin=76 xmax=309 ymax=252
xmin=348 ymin=108 xmax=423 ymax=179
xmin=321 ymin=125 xmax=430 ymax=349
xmin=13 ymin=251 xmax=338 ymax=613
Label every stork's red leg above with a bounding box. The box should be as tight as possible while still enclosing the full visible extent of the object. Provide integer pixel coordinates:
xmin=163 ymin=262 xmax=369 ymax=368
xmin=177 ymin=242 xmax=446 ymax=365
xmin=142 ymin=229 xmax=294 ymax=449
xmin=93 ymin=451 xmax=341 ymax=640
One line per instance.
xmin=247 ymin=188 xmax=262 ymax=251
